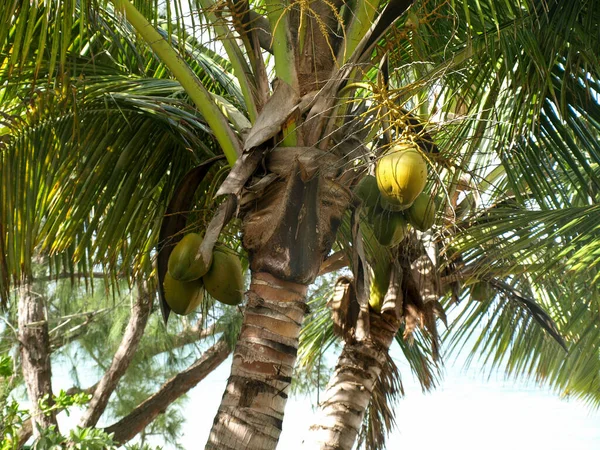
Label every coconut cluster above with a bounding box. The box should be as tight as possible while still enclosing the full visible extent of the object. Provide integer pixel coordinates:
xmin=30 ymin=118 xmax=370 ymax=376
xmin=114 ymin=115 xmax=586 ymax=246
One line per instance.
xmin=354 ymin=141 xmax=437 ymax=313
xmin=354 ymin=141 xmax=437 ymax=248
xmin=164 ymin=233 xmax=244 ymax=315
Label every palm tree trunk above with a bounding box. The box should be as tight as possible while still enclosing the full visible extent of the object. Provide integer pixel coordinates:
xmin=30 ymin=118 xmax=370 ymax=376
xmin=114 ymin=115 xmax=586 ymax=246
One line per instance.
xmin=205 ymin=272 xmax=308 ymax=450
xmin=305 ymin=313 xmax=399 ymax=450
xmin=17 ymin=284 xmax=57 ymax=436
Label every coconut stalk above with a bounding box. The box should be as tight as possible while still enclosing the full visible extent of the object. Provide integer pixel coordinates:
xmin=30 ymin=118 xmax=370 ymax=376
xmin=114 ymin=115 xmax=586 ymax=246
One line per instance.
xmin=109 ymin=0 xmax=242 ymax=166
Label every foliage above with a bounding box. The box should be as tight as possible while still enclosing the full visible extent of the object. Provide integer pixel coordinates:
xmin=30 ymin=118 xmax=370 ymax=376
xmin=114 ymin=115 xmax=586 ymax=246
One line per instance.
xmin=1 ymin=0 xmax=600 ymax=448
xmin=0 ymin=373 xmax=119 ymax=450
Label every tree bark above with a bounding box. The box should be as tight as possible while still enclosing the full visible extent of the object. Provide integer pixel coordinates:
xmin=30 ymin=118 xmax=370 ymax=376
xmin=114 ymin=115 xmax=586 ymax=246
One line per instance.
xmin=79 ymin=285 xmax=152 ymax=428
xmin=17 ymin=284 xmax=57 ymax=437
xmin=305 ymin=313 xmax=400 ymax=450
xmin=205 ymin=272 xmax=308 ymax=450
xmin=105 ymin=336 xmax=231 ymax=444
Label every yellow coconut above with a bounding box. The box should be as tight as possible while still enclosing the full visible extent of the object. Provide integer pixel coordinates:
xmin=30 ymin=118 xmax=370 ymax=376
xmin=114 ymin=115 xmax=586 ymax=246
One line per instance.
xmin=163 ymin=272 xmax=204 ymax=315
xmin=406 ymin=193 xmax=436 ymax=231
xmin=375 ymin=143 xmax=427 ymax=210
xmin=202 ymin=247 xmax=244 ymax=305
xmin=168 ymin=233 xmax=212 ymax=282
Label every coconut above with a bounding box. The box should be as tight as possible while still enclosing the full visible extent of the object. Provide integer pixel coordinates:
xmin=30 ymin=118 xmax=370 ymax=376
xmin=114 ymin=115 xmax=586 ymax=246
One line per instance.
xmin=470 ymin=282 xmax=495 ymax=302
xmin=406 ymin=193 xmax=436 ymax=231
xmin=163 ymin=272 xmax=205 ymax=315
xmin=375 ymin=143 xmax=427 ymax=210
xmin=371 ymin=210 xmax=407 ymax=247
xmin=202 ymin=247 xmax=244 ymax=305
xmin=354 ymin=174 xmax=381 ymax=209
xmin=168 ymin=233 xmax=212 ymax=282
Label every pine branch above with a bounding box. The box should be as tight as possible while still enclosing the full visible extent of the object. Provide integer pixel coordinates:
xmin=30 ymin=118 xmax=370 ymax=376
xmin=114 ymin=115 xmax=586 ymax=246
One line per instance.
xmin=49 ymin=308 xmax=114 ymax=352
xmin=140 ymin=322 xmax=222 ymax=359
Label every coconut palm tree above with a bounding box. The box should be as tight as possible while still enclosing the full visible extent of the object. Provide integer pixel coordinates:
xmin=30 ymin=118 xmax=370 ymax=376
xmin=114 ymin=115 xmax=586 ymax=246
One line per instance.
xmin=2 ymin=0 xmax=600 ymax=449
xmin=0 ymin=1 xmax=241 ymax=440
xmin=296 ymin=1 xmax=600 ymax=448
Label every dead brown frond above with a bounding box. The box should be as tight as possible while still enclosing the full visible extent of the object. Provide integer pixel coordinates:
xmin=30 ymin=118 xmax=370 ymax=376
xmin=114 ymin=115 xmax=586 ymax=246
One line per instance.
xmin=357 ymin=352 xmax=404 ymax=450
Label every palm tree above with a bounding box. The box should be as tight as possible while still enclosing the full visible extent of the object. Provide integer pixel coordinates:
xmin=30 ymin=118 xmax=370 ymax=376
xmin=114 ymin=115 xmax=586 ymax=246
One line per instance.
xmin=297 ymin=1 xmax=600 ymax=448
xmin=2 ymin=0 xmax=599 ymax=449
xmin=0 ymin=0 xmax=240 ymax=440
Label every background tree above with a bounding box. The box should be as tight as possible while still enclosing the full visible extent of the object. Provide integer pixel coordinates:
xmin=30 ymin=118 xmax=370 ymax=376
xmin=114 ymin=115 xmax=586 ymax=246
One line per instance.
xmin=0 ymin=1 xmax=243 ymax=444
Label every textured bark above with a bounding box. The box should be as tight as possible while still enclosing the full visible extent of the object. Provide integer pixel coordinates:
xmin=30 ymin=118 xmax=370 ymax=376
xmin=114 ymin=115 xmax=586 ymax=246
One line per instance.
xmin=210 ymin=134 xmax=349 ymax=449
xmin=105 ymin=337 xmax=231 ymax=444
xmin=79 ymin=286 xmax=152 ymax=428
xmin=305 ymin=313 xmax=400 ymax=450
xmin=205 ymin=272 xmax=308 ymax=450
xmin=17 ymin=284 xmax=57 ymax=437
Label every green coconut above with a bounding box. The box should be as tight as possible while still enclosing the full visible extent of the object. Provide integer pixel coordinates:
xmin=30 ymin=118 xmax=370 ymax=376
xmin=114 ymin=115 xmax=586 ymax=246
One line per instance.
xmin=371 ymin=210 xmax=407 ymax=247
xmin=369 ymin=261 xmax=392 ymax=312
xmin=354 ymin=174 xmax=381 ymax=209
xmin=470 ymin=282 xmax=495 ymax=302
xmin=163 ymin=272 xmax=205 ymax=315
xmin=202 ymin=247 xmax=244 ymax=305
xmin=375 ymin=143 xmax=427 ymax=210
xmin=406 ymin=193 xmax=436 ymax=231
xmin=168 ymin=233 xmax=212 ymax=282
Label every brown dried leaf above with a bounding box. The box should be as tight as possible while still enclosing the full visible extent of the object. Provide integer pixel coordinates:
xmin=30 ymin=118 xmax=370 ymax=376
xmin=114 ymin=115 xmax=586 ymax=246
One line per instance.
xmin=243 ymin=159 xmax=350 ymax=283
xmin=265 ymin=146 xmax=342 ymax=179
xmin=410 ymin=253 xmax=440 ymax=304
xmin=352 ymin=208 xmax=371 ymax=341
xmin=318 ymin=250 xmax=349 ymax=276
xmin=357 ymin=352 xmax=403 ymax=450
xmin=380 ymin=260 xmax=403 ymax=319
xmin=243 ymin=80 xmax=300 ymax=151
xmin=328 ymin=276 xmax=359 ymax=341
xmin=215 ymin=149 xmax=264 ymax=197
xmin=198 ymin=195 xmax=237 ymax=269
